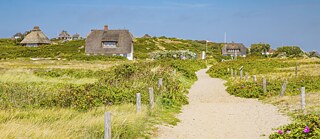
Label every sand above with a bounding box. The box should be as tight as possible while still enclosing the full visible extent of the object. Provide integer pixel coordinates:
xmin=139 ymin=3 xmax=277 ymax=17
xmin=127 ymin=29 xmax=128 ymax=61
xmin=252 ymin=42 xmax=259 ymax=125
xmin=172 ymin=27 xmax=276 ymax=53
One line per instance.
xmin=155 ymin=68 xmax=290 ymax=139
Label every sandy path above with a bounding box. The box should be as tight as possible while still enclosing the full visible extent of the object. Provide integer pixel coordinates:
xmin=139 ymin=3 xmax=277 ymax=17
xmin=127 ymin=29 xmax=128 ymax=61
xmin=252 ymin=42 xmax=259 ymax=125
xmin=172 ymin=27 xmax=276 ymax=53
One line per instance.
xmin=155 ymin=68 xmax=290 ymax=139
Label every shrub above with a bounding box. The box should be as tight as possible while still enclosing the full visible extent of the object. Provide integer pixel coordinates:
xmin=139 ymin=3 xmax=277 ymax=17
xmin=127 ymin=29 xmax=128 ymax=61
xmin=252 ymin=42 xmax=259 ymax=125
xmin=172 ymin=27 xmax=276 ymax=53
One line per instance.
xmin=276 ymin=46 xmax=304 ymax=57
xmin=270 ymin=113 xmax=320 ymax=138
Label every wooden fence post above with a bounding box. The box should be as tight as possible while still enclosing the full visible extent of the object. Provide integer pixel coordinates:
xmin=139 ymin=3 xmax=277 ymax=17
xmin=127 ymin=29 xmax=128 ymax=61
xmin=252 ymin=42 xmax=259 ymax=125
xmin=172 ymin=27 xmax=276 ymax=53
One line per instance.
xmin=263 ymin=78 xmax=267 ymax=94
xmin=149 ymin=87 xmax=154 ymax=109
xmin=253 ymin=75 xmax=257 ymax=82
xmin=104 ymin=112 xmax=111 ymax=139
xmin=239 ymin=66 xmax=243 ymax=80
xmin=136 ymin=93 xmax=141 ymax=112
xmin=158 ymin=78 xmax=163 ymax=88
xmin=301 ymin=87 xmax=306 ymax=109
xmin=280 ymin=80 xmax=287 ymax=97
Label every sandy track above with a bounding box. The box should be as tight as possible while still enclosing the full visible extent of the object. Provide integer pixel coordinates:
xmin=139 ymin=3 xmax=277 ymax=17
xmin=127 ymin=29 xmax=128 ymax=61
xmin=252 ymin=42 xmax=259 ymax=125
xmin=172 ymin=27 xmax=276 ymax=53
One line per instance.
xmin=155 ymin=68 xmax=290 ymax=139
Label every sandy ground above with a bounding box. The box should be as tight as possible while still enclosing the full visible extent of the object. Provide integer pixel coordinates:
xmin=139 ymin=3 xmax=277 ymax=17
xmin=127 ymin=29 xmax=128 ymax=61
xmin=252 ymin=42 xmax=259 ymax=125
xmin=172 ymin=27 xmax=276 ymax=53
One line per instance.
xmin=155 ymin=68 xmax=290 ymax=139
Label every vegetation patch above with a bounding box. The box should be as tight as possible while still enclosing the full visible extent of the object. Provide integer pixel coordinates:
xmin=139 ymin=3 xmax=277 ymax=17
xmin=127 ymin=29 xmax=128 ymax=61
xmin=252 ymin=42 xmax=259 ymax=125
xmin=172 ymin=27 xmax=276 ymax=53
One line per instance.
xmin=207 ymin=57 xmax=320 ymax=138
xmin=0 ymin=59 xmax=206 ymax=138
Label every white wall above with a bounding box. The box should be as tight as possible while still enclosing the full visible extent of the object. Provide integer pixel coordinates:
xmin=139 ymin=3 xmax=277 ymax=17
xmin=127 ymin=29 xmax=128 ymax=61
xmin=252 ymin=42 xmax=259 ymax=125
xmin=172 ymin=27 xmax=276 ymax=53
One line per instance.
xmin=126 ymin=45 xmax=134 ymax=60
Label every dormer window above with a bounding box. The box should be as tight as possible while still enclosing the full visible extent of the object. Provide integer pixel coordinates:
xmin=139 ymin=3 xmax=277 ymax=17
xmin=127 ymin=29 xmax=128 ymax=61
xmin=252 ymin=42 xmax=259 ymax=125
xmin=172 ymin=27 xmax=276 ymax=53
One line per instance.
xmin=227 ymin=49 xmax=240 ymax=53
xmin=102 ymin=41 xmax=117 ymax=48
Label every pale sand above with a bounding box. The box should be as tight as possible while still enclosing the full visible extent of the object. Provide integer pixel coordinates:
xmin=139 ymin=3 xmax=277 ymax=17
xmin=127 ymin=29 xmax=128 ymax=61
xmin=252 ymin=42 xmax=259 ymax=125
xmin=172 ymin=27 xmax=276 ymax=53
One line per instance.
xmin=155 ymin=68 xmax=290 ymax=139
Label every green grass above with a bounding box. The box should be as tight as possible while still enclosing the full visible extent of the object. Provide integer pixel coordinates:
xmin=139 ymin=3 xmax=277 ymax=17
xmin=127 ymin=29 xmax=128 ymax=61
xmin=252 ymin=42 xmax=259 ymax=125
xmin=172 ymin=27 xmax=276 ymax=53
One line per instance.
xmin=0 ymin=59 xmax=206 ymax=138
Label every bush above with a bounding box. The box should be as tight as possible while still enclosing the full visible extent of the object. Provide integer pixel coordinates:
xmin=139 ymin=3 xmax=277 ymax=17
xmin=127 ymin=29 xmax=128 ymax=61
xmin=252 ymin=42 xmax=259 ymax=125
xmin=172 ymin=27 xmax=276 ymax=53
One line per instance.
xmin=276 ymin=46 xmax=304 ymax=57
xmin=270 ymin=113 xmax=320 ymax=138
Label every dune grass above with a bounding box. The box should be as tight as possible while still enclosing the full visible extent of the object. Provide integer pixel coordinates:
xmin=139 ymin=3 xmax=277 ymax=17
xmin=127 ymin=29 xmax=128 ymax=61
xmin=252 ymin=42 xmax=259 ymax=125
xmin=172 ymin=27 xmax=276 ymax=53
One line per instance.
xmin=0 ymin=104 xmax=153 ymax=139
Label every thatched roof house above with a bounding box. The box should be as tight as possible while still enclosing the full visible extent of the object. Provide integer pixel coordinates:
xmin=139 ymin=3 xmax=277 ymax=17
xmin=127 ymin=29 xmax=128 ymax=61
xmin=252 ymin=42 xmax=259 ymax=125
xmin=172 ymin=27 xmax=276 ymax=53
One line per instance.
xmin=20 ymin=26 xmax=51 ymax=47
xmin=12 ymin=32 xmax=23 ymax=40
xmin=262 ymin=48 xmax=276 ymax=55
xmin=85 ymin=25 xmax=134 ymax=60
xmin=142 ymin=34 xmax=152 ymax=38
xmin=222 ymin=43 xmax=247 ymax=56
xmin=72 ymin=33 xmax=82 ymax=40
xmin=58 ymin=30 xmax=71 ymax=40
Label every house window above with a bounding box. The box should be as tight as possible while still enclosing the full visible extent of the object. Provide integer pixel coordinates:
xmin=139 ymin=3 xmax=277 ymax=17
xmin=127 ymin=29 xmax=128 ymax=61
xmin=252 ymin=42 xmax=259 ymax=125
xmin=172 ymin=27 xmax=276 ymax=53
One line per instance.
xmin=102 ymin=41 xmax=117 ymax=48
xmin=227 ymin=49 xmax=240 ymax=53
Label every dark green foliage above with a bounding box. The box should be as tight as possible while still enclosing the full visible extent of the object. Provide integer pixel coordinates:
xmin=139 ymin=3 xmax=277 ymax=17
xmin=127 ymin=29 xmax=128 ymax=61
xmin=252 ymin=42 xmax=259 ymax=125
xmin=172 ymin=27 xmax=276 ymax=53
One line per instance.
xmin=250 ymin=43 xmax=271 ymax=55
xmin=276 ymin=46 xmax=304 ymax=57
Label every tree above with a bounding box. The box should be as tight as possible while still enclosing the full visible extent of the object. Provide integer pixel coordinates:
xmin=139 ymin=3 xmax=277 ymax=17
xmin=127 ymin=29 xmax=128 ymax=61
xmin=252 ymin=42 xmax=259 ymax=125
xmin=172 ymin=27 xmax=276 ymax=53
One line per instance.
xmin=276 ymin=46 xmax=303 ymax=57
xmin=250 ymin=43 xmax=271 ymax=55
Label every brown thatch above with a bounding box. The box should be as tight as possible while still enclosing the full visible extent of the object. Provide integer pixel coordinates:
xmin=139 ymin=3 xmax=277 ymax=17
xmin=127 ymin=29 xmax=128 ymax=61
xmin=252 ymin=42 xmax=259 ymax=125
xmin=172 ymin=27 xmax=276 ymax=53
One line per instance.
xmin=85 ymin=28 xmax=133 ymax=55
xmin=222 ymin=43 xmax=247 ymax=56
xmin=20 ymin=26 xmax=51 ymax=45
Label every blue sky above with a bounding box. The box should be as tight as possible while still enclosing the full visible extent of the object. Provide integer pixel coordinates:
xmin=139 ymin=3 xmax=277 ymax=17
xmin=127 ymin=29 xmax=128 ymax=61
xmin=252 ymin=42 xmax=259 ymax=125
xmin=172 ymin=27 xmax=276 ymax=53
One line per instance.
xmin=0 ymin=0 xmax=319 ymax=51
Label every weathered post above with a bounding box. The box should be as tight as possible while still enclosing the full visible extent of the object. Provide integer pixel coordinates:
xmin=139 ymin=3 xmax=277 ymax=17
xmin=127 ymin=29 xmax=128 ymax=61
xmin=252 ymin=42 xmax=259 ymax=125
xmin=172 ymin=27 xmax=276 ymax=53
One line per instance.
xmin=136 ymin=93 xmax=141 ymax=112
xmin=158 ymin=78 xmax=163 ymax=88
xmin=201 ymin=51 xmax=205 ymax=60
xmin=239 ymin=66 xmax=243 ymax=80
xmin=104 ymin=112 xmax=111 ymax=139
xmin=295 ymin=62 xmax=298 ymax=78
xmin=280 ymin=80 xmax=287 ymax=97
xmin=235 ymin=70 xmax=237 ymax=77
xmin=253 ymin=75 xmax=257 ymax=82
xmin=148 ymin=87 xmax=154 ymax=109
xmin=263 ymin=78 xmax=267 ymax=94
xmin=301 ymin=87 xmax=306 ymax=109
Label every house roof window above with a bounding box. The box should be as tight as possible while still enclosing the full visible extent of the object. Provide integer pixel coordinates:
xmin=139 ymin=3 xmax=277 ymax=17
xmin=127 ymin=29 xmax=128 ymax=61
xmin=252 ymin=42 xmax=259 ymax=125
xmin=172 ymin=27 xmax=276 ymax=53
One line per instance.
xmin=102 ymin=41 xmax=117 ymax=48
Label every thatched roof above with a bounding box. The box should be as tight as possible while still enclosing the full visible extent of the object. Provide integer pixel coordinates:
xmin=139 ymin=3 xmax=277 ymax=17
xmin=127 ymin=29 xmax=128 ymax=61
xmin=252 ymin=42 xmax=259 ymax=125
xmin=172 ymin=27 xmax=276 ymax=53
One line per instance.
xmin=85 ymin=28 xmax=133 ymax=54
xmin=20 ymin=26 xmax=51 ymax=44
xmin=222 ymin=43 xmax=247 ymax=56
xmin=223 ymin=43 xmax=246 ymax=50
xmin=142 ymin=34 xmax=152 ymax=38
xmin=58 ymin=30 xmax=70 ymax=38
xmin=73 ymin=33 xmax=80 ymax=38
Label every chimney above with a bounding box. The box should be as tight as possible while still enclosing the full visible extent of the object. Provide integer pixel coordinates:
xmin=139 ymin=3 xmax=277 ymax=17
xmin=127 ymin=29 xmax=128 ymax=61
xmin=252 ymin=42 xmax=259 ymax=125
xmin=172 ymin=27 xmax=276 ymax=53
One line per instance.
xmin=104 ymin=25 xmax=108 ymax=31
xmin=33 ymin=26 xmax=40 ymax=31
